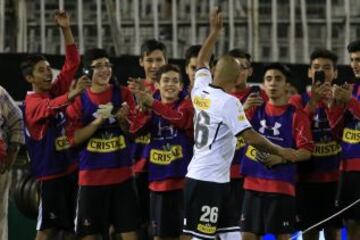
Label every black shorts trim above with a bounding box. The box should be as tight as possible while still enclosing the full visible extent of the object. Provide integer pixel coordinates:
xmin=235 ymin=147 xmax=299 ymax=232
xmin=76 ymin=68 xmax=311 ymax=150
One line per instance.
xmin=216 ymin=226 xmax=241 ymax=233
xmin=183 ymin=229 xmax=216 ymax=240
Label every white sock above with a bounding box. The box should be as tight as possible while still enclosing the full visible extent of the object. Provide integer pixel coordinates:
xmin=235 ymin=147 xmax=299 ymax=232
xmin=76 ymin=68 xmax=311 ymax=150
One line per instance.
xmin=217 ymin=231 xmax=242 ymax=240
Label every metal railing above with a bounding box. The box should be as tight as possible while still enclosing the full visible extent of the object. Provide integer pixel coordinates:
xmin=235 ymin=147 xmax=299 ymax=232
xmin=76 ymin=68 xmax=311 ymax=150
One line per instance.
xmin=1 ymin=0 xmax=360 ymax=63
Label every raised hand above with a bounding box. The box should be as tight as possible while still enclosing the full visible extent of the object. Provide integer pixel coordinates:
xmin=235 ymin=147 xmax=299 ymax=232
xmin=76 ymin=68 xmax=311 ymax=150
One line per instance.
xmin=209 ymin=7 xmax=223 ymax=34
xmin=54 ymin=10 xmax=71 ymax=28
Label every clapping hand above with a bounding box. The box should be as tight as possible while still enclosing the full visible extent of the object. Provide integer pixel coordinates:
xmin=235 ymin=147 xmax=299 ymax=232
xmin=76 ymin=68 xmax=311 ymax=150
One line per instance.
xmin=94 ymin=103 xmax=114 ymax=119
xmin=333 ymin=82 xmax=353 ymax=104
xmin=127 ymin=77 xmax=145 ymax=93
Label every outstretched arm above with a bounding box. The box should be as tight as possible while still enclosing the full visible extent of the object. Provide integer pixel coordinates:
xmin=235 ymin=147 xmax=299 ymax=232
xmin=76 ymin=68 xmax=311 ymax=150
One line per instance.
xmin=197 ymin=7 xmax=223 ymax=69
xmin=241 ymin=128 xmax=298 ymax=162
xmin=54 ymin=10 xmax=75 ymax=45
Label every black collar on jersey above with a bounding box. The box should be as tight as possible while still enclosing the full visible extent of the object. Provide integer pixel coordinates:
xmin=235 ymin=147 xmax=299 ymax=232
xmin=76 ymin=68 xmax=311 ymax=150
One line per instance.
xmin=209 ymin=83 xmax=226 ymax=92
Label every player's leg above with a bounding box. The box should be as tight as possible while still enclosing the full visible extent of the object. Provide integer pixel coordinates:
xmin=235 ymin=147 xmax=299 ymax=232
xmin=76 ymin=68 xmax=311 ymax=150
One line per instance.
xmin=111 ymin=179 xmax=139 ymax=240
xmin=75 ymin=185 xmax=110 ymax=240
xmin=151 ymin=190 xmax=184 ymax=240
xmin=240 ymin=190 xmax=264 ymax=240
xmin=183 ymin=178 xmax=224 ymax=240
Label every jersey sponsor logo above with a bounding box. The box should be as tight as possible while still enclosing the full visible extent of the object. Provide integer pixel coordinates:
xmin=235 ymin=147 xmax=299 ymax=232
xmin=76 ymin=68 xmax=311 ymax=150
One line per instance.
xmin=245 ymin=145 xmax=257 ymax=160
xmin=196 ymin=223 xmax=216 ymax=234
xmin=343 ymin=128 xmax=360 ymax=144
xmin=149 ymin=145 xmax=183 ymax=165
xmin=55 ymin=136 xmax=70 ymax=151
xmin=193 ymin=96 xmax=211 ymax=110
xmin=134 ymin=134 xmax=151 ymax=144
xmin=236 ymin=136 xmax=246 ymax=150
xmin=312 ymin=141 xmax=341 ymax=157
xmin=87 ymin=136 xmax=126 ymax=153
xmin=259 ymin=120 xmax=282 ymax=136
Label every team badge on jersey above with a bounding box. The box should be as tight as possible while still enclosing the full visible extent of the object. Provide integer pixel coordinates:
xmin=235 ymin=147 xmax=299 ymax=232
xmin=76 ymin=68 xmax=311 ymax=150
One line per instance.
xmin=238 ymin=114 xmax=246 ymax=122
xmin=193 ymin=96 xmax=211 ymax=110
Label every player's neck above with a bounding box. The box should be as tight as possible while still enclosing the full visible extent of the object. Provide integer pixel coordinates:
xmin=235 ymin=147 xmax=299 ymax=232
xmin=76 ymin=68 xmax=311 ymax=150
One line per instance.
xmin=32 ymin=85 xmax=49 ymax=94
xmin=90 ymin=83 xmax=110 ymax=93
xmin=161 ymin=97 xmax=178 ymax=104
xmin=212 ymin=79 xmax=232 ymax=93
xmin=269 ymin=96 xmax=287 ymax=106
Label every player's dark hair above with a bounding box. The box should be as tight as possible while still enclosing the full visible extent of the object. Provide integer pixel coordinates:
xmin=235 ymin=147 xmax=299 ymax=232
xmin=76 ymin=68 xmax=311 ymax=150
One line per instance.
xmin=20 ymin=55 xmax=47 ymax=77
xmin=310 ymin=48 xmax=338 ymax=67
xmin=184 ymin=45 xmax=215 ymax=68
xmin=263 ymin=63 xmax=291 ymax=82
xmin=228 ymin=48 xmax=251 ymax=62
xmin=155 ymin=64 xmax=182 ymax=83
xmin=140 ymin=39 xmax=167 ymax=59
xmin=347 ymin=40 xmax=360 ymax=53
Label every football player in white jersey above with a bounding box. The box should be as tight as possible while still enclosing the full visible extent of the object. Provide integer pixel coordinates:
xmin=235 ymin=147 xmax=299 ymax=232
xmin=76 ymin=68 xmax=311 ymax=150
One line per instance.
xmin=182 ymin=7 xmax=298 ymax=240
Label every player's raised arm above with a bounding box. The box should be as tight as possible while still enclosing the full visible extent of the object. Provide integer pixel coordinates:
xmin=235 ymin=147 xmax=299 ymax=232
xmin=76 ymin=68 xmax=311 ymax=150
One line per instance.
xmin=54 ymin=10 xmax=75 ymax=46
xmin=197 ymin=7 xmax=223 ymax=69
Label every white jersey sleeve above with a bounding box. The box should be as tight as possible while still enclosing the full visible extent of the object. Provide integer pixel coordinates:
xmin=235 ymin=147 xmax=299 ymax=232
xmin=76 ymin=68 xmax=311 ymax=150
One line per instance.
xmin=222 ymin=98 xmax=252 ymax=136
xmin=192 ymin=68 xmax=212 ymax=95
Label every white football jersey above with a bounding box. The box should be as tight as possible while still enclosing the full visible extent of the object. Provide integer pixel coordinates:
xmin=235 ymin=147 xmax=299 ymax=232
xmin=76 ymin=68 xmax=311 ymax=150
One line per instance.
xmin=187 ymin=68 xmax=252 ymax=183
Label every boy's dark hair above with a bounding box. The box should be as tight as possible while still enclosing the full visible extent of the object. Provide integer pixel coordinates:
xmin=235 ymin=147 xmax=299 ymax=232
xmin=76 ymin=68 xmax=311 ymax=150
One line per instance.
xmin=263 ymin=63 xmax=291 ymax=81
xmin=184 ymin=45 xmax=215 ymax=68
xmin=228 ymin=48 xmax=251 ymax=61
xmin=83 ymin=48 xmax=109 ymax=67
xmin=155 ymin=64 xmax=182 ymax=83
xmin=310 ymin=48 xmax=338 ymax=66
xmin=140 ymin=39 xmax=167 ymax=59
xmin=347 ymin=40 xmax=360 ymax=53
xmin=20 ymin=55 xmax=47 ymax=77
